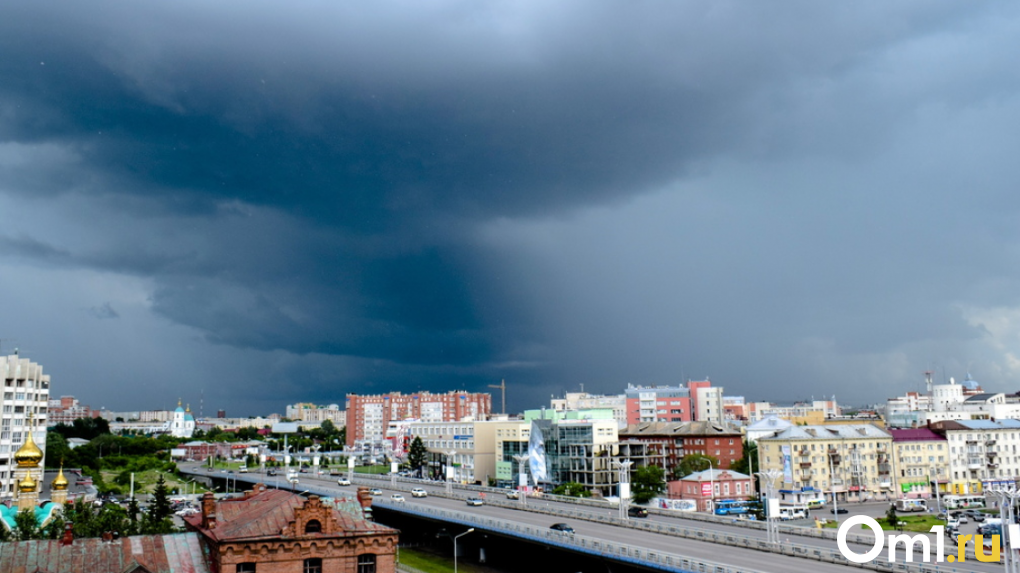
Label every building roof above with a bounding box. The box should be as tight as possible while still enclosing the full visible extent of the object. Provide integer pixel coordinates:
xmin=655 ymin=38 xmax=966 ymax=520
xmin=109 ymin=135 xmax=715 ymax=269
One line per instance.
xmin=0 ymin=533 xmax=211 ymax=573
xmin=621 ymin=421 xmax=741 ymax=437
xmin=964 ymin=393 xmax=1002 ymax=403
xmin=942 ymin=419 xmax=1020 ymax=430
xmin=746 ymin=416 xmax=794 ymax=432
xmin=889 ymin=428 xmax=946 ymax=442
xmin=759 ymin=424 xmax=890 ymax=440
xmin=679 ymin=468 xmax=751 ymax=481
xmin=186 ymin=488 xmax=393 ymax=543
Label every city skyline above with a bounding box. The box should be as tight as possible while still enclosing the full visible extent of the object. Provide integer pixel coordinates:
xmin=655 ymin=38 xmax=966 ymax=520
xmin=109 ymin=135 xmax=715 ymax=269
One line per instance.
xmin=4 ymin=3 xmax=1020 ymax=415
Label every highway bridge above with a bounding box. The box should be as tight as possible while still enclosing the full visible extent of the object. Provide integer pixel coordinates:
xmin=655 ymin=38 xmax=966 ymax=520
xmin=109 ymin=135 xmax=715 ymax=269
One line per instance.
xmin=182 ymin=463 xmax=985 ymax=573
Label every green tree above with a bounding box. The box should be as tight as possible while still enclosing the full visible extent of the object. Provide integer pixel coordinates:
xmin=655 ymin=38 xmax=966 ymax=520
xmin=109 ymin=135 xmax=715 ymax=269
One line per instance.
xmin=552 ymin=482 xmax=592 ymax=497
xmin=885 ymin=504 xmax=898 ymax=528
xmin=14 ymin=508 xmax=39 ymax=540
xmin=45 ymin=432 xmax=72 ymax=469
xmin=320 ymin=419 xmax=337 ymax=436
xmin=674 ymin=453 xmax=720 ymax=479
xmin=631 ymin=465 xmax=666 ymax=504
xmin=408 ymin=436 xmax=427 ymax=477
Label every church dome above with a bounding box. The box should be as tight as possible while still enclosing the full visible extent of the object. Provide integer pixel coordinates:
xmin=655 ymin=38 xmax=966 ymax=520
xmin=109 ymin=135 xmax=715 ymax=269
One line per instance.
xmin=19 ymin=473 xmax=37 ymax=493
xmin=14 ymin=430 xmax=43 ymax=467
xmin=52 ymin=466 xmax=69 ymax=491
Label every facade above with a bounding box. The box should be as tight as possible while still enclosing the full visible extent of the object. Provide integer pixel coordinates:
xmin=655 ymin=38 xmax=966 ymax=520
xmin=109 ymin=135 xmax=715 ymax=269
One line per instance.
xmin=1 ymin=352 xmax=50 ymax=498
xmin=345 ymin=391 xmax=492 ymax=448
xmin=286 ymin=402 xmax=346 ymax=424
xmin=186 ymin=485 xmax=398 ymax=573
xmin=690 ymin=381 xmax=725 ymax=424
xmin=889 ymin=428 xmax=948 ymax=498
xmin=167 ymin=402 xmax=196 ymax=438
xmin=625 ymin=384 xmax=692 ymax=424
xmin=928 ymin=419 xmax=1020 ymax=495
xmin=47 ymin=395 xmax=98 ymax=425
xmin=757 ymin=424 xmax=893 ymax=502
xmin=619 ymin=421 xmax=744 ymax=474
xmin=747 ymin=400 xmax=840 ymax=424
xmin=530 ymin=417 xmax=619 ymax=496
xmin=669 ymin=469 xmax=754 ymax=512
xmin=550 ymin=392 xmax=628 ymax=427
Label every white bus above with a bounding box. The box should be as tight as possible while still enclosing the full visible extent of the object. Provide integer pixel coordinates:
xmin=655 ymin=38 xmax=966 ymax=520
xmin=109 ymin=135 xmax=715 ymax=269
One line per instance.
xmin=895 ymin=499 xmax=928 ymax=512
xmin=944 ymin=495 xmax=985 ymax=509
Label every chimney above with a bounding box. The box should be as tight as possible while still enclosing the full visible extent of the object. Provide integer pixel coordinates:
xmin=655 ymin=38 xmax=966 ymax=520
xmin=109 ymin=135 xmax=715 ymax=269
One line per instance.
xmin=60 ymin=522 xmax=74 ymax=546
xmin=101 ymin=531 xmax=113 ymax=542
xmin=356 ymin=487 xmax=372 ymax=509
xmin=201 ymin=492 xmax=217 ymax=529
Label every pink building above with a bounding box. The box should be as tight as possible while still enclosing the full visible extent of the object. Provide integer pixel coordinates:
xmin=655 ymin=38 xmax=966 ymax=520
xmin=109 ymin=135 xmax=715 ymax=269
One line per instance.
xmin=669 ymin=468 xmax=754 ymax=512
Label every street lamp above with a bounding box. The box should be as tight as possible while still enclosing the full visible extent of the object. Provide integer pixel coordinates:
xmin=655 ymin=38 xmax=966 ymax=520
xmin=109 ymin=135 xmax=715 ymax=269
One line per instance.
xmin=611 ymin=459 xmax=633 ymax=520
xmin=756 ymin=469 xmax=782 ymax=545
xmin=453 ymin=528 xmax=475 ymax=573
xmin=707 ymin=460 xmax=715 ymax=514
xmin=985 ymin=486 xmax=1020 ymax=573
xmin=929 ymin=465 xmax=943 ymax=515
xmin=512 ymin=454 xmax=530 ymax=506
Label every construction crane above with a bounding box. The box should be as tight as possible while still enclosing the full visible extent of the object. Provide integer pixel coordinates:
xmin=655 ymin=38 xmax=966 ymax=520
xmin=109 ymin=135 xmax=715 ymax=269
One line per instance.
xmin=488 ymin=379 xmax=506 ymax=415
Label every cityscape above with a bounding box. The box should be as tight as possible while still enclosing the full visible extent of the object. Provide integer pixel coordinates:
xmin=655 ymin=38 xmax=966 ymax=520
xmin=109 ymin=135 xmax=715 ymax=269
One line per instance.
xmin=4 ymin=2 xmax=1020 ymax=573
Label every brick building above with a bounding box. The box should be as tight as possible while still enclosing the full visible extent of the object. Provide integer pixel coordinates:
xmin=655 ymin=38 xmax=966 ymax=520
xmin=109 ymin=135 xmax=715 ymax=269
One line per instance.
xmin=619 ymin=421 xmax=744 ymax=475
xmin=186 ymin=484 xmax=398 ymax=573
xmin=47 ymin=395 xmax=99 ymax=425
xmin=345 ymin=391 xmax=491 ymax=448
xmin=669 ymin=468 xmax=754 ymax=512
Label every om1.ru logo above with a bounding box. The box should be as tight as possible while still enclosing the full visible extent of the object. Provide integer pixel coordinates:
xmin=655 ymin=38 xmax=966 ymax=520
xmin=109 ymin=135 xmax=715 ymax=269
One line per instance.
xmin=837 ymin=515 xmax=1010 ymax=563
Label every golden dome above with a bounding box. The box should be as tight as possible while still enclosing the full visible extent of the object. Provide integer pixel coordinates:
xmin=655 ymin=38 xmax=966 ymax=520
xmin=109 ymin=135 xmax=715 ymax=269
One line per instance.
xmin=52 ymin=466 xmax=68 ymax=491
xmin=14 ymin=429 xmax=43 ymax=468
xmin=19 ymin=473 xmax=37 ymax=493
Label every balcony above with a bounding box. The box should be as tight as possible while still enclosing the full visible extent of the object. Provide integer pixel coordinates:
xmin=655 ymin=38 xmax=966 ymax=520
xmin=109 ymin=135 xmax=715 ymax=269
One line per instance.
xmin=988 ymin=463 xmax=999 ymax=469
xmin=968 ymin=460 xmax=983 ymax=471
xmin=799 ymin=449 xmax=810 ymax=457
xmin=827 ymin=448 xmax=839 ymax=455
xmin=799 ymin=462 xmax=812 ymax=468
xmin=966 ymin=439 xmax=979 ymax=444
xmin=879 ymin=481 xmax=893 ymax=489
xmin=987 ymin=451 xmax=998 ymax=458
xmin=987 ymin=439 xmax=997 ymax=446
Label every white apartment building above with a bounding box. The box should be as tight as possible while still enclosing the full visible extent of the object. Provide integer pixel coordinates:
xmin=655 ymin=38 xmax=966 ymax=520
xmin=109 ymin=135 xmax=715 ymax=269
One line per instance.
xmin=931 ymin=419 xmax=1020 ymax=495
xmin=695 ymin=386 xmax=725 ymax=423
xmin=550 ymin=392 xmax=627 ymax=427
xmin=286 ymin=402 xmax=345 ymax=424
xmin=1 ymin=353 xmax=50 ymax=498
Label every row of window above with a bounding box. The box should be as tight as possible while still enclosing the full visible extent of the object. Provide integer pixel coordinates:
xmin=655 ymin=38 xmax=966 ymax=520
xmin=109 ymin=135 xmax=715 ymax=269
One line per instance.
xmin=236 ymin=554 xmax=375 ymax=573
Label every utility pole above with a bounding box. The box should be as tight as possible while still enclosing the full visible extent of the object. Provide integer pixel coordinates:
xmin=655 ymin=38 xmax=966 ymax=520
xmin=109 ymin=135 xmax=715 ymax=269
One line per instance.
xmin=488 ymin=379 xmax=506 ymax=414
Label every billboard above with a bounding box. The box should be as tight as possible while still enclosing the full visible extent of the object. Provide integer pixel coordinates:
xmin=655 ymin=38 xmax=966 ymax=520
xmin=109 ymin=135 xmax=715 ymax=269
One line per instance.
xmin=528 ymin=421 xmax=548 ymax=482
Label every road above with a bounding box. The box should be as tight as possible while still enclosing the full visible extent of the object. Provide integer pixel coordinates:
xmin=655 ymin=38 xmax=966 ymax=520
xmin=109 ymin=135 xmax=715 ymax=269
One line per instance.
xmin=183 ymin=464 xmax=1003 ymax=572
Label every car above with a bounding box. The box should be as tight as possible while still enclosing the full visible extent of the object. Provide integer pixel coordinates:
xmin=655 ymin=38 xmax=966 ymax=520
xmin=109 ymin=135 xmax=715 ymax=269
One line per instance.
xmin=627 ymin=506 xmax=649 ymax=518
xmin=267 ymin=470 xmax=277 ymax=476
xmin=506 ymin=490 xmax=519 ymax=500
xmin=238 ymin=466 xmax=248 ymax=473
xmin=390 ymin=494 xmax=406 ymax=502
xmin=337 ymin=478 xmax=351 ymax=486
xmin=411 ymin=488 xmax=428 ymax=498
xmin=465 ymin=497 xmax=484 ymax=506
xmin=830 ymin=508 xmax=849 ymax=514
xmin=965 ymin=510 xmax=986 ymax=522
xmin=369 ymin=488 xmax=383 ymax=496
xmin=549 ymin=523 xmax=574 ymax=534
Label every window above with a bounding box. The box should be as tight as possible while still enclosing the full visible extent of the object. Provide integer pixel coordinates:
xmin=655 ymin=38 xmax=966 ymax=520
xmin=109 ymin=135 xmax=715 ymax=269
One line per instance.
xmin=358 ymin=554 xmax=377 ymax=573
xmin=237 ymin=564 xmax=256 ymax=573
xmin=303 ymin=558 xmax=323 ymax=573
xmin=305 ymin=519 xmax=322 ymax=534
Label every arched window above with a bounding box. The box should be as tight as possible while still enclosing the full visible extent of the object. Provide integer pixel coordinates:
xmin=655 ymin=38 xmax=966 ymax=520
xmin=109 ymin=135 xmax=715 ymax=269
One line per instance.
xmin=303 ymin=558 xmax=322 ymax=573
xmin=357 ymin=554 xmax=376 ymax=573
xmin=304 ymin=519 xmax=322 ymax=534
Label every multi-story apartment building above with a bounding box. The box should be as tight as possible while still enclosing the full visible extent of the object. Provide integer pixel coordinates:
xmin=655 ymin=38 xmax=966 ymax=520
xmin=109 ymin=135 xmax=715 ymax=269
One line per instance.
xmin=1 ymin=352 xmax=50 ymax=498
xmin=625 ymin=384 xmax=692 ymax=424
xmin=286 ymin=402 xmax=345 ymax=424
xmin=928 ymin=419 xmax=1020 ymax=495
xmin=407 ymin=418 xmax=531 ymax=485
xmin=747 ymin=399 xmax=840 ymax=424
xmin=529 ymin=414 xmax=620 ymax=496
xmin=889 ymin=428 xmax=948 ymax=499
xmin=47 ymin=395 xmax=97 ymax=425
xmin=619 ymin=421 xmax=743 ymax=475
xmin=345 ymin=391 xmax=491 ymax=448
xmin=550 ymin=392 xmax=627 ymax=427
xmin=757 ymin=424 xmax=893 ymax=502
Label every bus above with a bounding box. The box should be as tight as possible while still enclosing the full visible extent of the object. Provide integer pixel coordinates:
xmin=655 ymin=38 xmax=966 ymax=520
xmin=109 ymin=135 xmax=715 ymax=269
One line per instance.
xmin=714 ymin=499 xmax=755 ymax=516
xmin=806 ymin=499 xmax=825 ymax=510
xmin=895 ymin=499 xmax=928 ymax=512
xmin=944 ymin=495 xmax=985 ymax=509
xmin=777 ymin=505 xmax=808 ymax=520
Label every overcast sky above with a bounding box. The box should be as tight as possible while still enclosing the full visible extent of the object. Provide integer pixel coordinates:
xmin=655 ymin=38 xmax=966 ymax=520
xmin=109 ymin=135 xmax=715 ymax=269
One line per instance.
xmin=3 ymin=1 xmax=1020 ymax=416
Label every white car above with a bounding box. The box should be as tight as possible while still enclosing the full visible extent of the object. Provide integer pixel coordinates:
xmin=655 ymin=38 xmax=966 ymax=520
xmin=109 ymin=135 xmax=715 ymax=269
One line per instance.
xmin=411 ymin=488 xmax=428 ymax=498
xmin=390 ymin=494 xmax=406 ymax=502
xmin=337 ymin=478 xmax=351 ymax=486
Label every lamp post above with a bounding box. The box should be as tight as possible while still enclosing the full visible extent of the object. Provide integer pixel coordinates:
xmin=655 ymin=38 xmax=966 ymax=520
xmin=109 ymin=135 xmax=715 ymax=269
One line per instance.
xmin=453 ymin=528 xmax=475 ymax=573
xmin=828 ymin=453 xmax=839 ymax=521
xmin=707 ymin=460 xmax=715 ymax=514
xmin=986 ymin=486 xmax=1020 ymax=573
xmin=756 ymin=469 xmax=782 ymax=545
xmin=929 ymin=465 xmax=943 ymax=515
xmin=611 ymin=459 xmax=633 ymax=520
xmin=446 ymin=450 xmax=458 ymax=495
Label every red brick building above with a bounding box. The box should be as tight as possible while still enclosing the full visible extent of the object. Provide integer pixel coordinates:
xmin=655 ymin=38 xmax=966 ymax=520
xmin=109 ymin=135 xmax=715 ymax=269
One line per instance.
xmin=186 ymin=484 xmax=398 ymax=573
xmin=0 ymin=533 xmax=212 ymax=573
xmin=345 ymin=391 xmax=492 ymax=447
xmin=669 ymin=469 xmax=755 ymax=512
xmin=620 ymin=421 xmax=744 ymax=475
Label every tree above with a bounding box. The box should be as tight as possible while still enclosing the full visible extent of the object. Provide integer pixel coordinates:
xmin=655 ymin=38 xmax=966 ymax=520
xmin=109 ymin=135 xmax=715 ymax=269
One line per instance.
xmin=552 ymin=482 xmax=592 ymax=497
xmin=14 ymin=508 xmax=38 ymax=540
xmin=631 ymin=465 xmax=666 ymax=504
xmin=885 ymin=504 xmax=898 ymax=528
xmin=141 ymin=473 xmax=175 ymax=535
xmin=320 ymin=419 xmax=337 ymax=436
xmin=408 ymin=436 xmax=427 ymax=477
xmin=674 ymin=453 xmax=720 ymax=479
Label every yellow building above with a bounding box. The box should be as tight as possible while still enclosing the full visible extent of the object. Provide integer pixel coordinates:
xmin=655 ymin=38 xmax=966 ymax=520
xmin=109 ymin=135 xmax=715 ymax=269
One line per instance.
xmin=757 ymin=424 xmax=893 ymax=502
xmin=888 ymin=428 xmax=948 ymax=499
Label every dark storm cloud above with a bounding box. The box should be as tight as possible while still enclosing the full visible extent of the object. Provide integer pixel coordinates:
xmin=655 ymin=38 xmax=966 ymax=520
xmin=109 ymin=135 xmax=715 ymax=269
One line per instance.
xmin=1 ymin=1 xmax=1018 ymax=412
